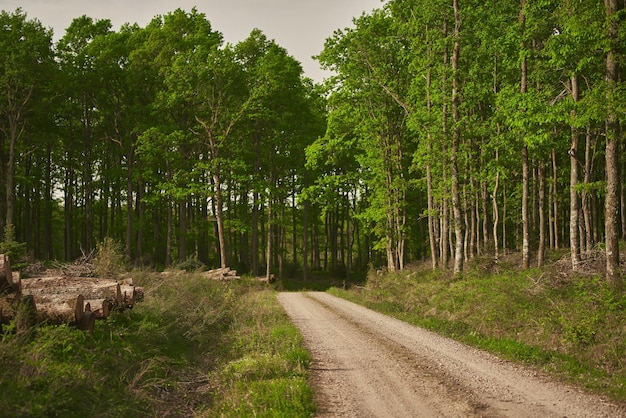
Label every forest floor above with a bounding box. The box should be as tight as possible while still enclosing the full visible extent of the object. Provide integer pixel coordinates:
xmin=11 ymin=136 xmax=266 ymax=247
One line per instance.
xmin=278 ymin=291 xmax=625 ymax=417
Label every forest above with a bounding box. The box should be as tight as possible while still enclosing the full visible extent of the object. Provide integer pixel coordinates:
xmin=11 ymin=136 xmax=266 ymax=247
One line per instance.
xmin=0 ymin=0 xmax=624 ymax=287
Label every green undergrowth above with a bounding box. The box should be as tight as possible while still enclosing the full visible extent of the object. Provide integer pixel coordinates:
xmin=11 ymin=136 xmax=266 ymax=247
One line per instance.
xmin=0 ymin=271 xmax=314 ymax=417
xmin=329 ymin=258 xmax=626 ymax=403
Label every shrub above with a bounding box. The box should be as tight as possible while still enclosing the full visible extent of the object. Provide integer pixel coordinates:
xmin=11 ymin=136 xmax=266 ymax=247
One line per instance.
xmin=0 ymin=223 xmax=27 ymax=270
xmin=93 ymin=237 xmax=125 ymax=279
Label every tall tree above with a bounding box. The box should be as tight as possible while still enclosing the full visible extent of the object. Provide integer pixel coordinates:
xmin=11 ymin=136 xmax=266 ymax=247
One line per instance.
xmin=0 ymin=9 xmax=54 ymax=236
xmin=604 ymin=0 xmax=621 ymax=289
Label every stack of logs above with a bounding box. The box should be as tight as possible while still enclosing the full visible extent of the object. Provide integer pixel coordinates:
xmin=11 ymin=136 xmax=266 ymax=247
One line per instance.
xmin=0 ymin=254 xmax=143 ymax=333
xmin=203 ymin=267 xmax=241 ymax=281
xmin=202 ymin=267 xmax=275 ymax=284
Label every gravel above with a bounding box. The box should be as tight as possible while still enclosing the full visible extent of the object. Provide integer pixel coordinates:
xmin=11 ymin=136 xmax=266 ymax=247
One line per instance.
xmin=277 ymin=291 xmax=625 ymax=417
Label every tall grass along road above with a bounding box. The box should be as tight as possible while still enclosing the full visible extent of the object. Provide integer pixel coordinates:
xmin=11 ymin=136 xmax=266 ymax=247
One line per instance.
xmin=278 ymin=291 xmax=623 ymax=417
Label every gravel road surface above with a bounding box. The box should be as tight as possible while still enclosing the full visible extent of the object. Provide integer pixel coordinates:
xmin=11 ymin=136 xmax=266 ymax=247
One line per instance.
xmin=277 ymin=291 xmax=624 ymax=417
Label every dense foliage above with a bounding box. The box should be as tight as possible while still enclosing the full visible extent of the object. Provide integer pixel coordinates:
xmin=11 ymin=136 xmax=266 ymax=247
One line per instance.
xmin=1 ymin=2 xmax=625 ymax=285
xmin=313 ymin=0 xmax=625 ymax=286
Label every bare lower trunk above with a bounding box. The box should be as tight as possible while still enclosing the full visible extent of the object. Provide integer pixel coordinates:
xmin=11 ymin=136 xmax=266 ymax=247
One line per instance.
xmin=522 ymin=145 xmax=530 ymax=269
xmin=493 ymin=152 xmax=500 ymax=262
xmin=551 ymin=149 xmax=559 ymax=250
xmin=538 ymin=163 xmax=546 ymax=267
xmin=214 ymin=173 xmax=227 ymax=269
xmin=582 ymin=129 xmax=595 ymax=253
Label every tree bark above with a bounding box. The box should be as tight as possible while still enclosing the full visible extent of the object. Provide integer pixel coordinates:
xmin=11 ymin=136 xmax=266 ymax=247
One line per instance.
xmin=552 ymin=149 xmax=559 ymax=250
xmin=538 ymin=162 xmax=546 ymax=267
xmin=493 ymin=151 xmax=500 ymax=262
xmin=520 ymin=0 xmax=530 ymax=270
xmin=582 ymin=128 xmax=595 ymax=253
xmin=570 ymin=74 xmax=581 ymax=270
xmin=604 ymin=0 xmax=620 ymax=289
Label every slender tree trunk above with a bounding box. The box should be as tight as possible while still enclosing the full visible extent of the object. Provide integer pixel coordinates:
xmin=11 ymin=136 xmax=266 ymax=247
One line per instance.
xmin=303 ymin=171 xmax=309 ymax=281
xmin=570 ymin=74 xmax=581 ymax=270
xmin=178 ymin=200 xmax=187 ymax=262
xmin=125 ymin=147 xmax=134 ymax=260
xmin=503 ymin=182 xmax=508 ymax=255
xmin=522 ymin=145 xmax=530 ymax=268
xmin=493 ymin=150 xmax=500 ymax=262
xmin=266 ymin=175 xmax=273 ymax=280
xmin=425 ymin=29 xmax=438 ymax=270
xmin=44 ymin=142 xmax=53 ymax=259
xmin=251 ymin=131 xmax=261 ymax=276
xmin=538 ymin=162 xmax=546 ymax=267
xmin=552 ymin=149 xmax=559 ymax=249
xmin=165 ymin=161 xmax=173 ymax=267
xmin=64 ymin=161 xmax=75 ymax=261
xmin=604 ymin=0 xmax=620 ymax=288
xmin=451 ymin=0 xmax=463 ymax=277
xmin=427 ymin=163 xmax=438 ymax=269
xmin=582 ymin=128 xmax=595 ymax=253
xmin=5 ymin=121 xmax=17 ymax=231
xmin=441 ymin=17 xmax=449 ymax=270
xmin=292 ymin=174 xmax=298 ymax=275
xmin=214 ymin=173 xmax=227 ymax=269
xmin=519 ymin=0 xmax=530 ymax=269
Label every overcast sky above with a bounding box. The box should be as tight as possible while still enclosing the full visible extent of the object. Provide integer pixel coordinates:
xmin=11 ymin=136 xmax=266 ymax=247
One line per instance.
xmin=3 ymin=0 xmax=384 ymax=81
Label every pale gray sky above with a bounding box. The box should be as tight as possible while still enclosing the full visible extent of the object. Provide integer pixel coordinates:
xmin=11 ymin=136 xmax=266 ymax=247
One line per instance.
xmin=3 ymin=0 xmax=384 ymax=81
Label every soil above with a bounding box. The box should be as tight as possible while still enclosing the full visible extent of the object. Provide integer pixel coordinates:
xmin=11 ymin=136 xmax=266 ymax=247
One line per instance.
xmin=277 ymin=291 xmax=625 ymax=418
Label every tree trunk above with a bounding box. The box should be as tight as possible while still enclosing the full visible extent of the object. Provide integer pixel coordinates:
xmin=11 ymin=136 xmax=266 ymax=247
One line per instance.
xmin=570 ymin=74 xmax=581 ymax=270
xmin=64 ymin=161 xmax=75 ymax=261
xmin=178 ymin=200 xmax=187 ymax=263
xmin=552 ymin=148 xmax=559 ymax=250
xmin=440 ymin=17 xmax=449 ymax=271
xmin=451 ymin=0 xmax=463 ymax=278
xmin=214 ymin=172 xmax=227 ymax=269
xmin=266 ymin=185 xmax=273 ymax=281
xmin=125 ymin=147 xmax=134 ymax=261
xmin=538 ymin=162 xmax=546 ymax=267
xmin=604 ymin=0 xmax=620 ymax=289
xmin=303 ymin=171 xmax=309 ymax=281
xmin=493 ymin=151 xmax=500 ymax=262
xmin=520 ymin=0 xmax=530 ymax=270
xmin=522 ymin=145 xmax=530 ymax=269
xmin=425 ymin=31 xmax=438 ymax=270
xmin=582 ymin=128 xmax=595 ymax=254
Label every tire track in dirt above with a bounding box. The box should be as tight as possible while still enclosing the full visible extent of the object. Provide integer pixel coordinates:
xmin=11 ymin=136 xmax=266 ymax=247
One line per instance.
xmin=277 ymin=291 xmax=624 ymax=418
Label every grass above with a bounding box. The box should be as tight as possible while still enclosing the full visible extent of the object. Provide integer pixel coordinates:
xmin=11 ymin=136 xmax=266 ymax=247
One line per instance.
xmin=0 ymin=270 xmax=315 ymax=417
xmin=326 ymin=255 xmax=626 ymax=404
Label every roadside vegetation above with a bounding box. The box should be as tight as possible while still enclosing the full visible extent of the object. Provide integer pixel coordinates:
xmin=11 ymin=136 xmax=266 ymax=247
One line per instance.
xmin=0 ymin=271 xmax=314 ymax=417
xmin=328 ymin=251 xmax=626 ymax=404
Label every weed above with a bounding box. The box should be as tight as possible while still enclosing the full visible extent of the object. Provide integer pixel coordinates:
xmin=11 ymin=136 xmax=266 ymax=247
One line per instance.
xmin=93 ymin=237 xmax=125 ymax=279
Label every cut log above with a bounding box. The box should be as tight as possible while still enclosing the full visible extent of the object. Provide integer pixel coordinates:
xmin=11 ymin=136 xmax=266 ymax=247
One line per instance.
xmin=258 ymin=274 xmax=275 ymax=284
xmin=0 ymin=254 xmax=19 ymax=292
xmin=20 ymin=276 xmax=141 ymax=325
xmin=203 ymin=267 xmax=240 ymax=281
xmin=85 ymin=299 xmax=110 ymax=319
xmin=0 ymin=256 xmax=142 ymax=330
xmin=75 ymin=294 xmax=85 ymax=324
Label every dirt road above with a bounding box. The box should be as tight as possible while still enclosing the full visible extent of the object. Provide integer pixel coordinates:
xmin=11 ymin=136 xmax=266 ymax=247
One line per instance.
xmin=277 ymin=291 xmax=624 ymax=417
